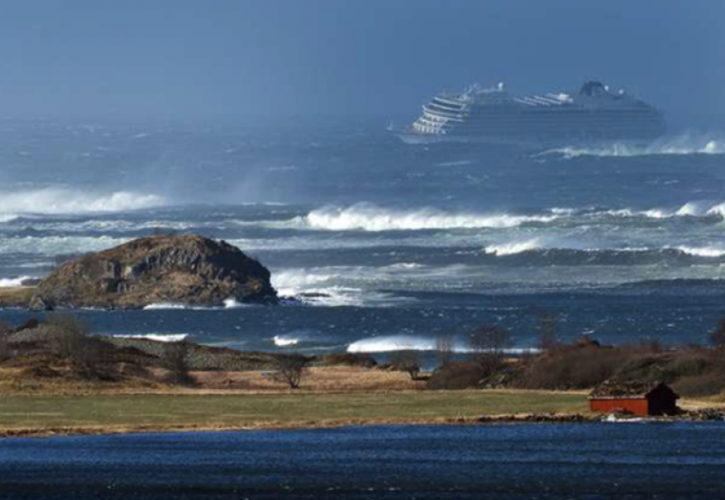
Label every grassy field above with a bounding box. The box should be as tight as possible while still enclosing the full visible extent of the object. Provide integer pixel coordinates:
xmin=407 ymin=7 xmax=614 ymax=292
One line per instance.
xmin=0 ymin=390 xmax=589 ymax=435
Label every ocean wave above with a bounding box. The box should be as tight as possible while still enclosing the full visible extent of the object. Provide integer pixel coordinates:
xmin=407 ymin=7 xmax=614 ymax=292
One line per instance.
xmin=347 ymin=335 xmax=437 ymax=353
xmin=0 ymin=235 xmax=129 ymax=255
xmin=113 ymin=333 xmax=189 ymax=342
xmin=484 ymin=239 xmax=542 ymax=256
xmin=0 ymin=276 xmax=36 ymax=288
xmin=272 ymin=269 xmax=335 ymax=297
xmin=0 ymin=187 xmax=165 ymax=216
xmin=347 ymin=334 xmax=539 ymax=354
xmin=675 ymin=245 xmax=725 ymax=258
xmin=302 ymin=203 xmax=558 ymax=231
xmin=273 ymin=335 xmax=300 ymax=347
xmin=542 ymin=132 xmax=725 ymax=159
xmin=142 ymin=298 xmax=250 ymax=311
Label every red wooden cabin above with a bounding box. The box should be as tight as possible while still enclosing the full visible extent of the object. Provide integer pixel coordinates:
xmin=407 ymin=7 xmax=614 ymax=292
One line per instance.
xmin=588 ymin=381 xmax=679 ymax=416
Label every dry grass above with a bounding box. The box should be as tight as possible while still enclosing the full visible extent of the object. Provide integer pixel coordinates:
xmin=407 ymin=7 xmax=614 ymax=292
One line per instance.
xmin=0 ymin=287 xmax=33 ymax=308
xmin=194 ymin=366 xmax=424 ymax=391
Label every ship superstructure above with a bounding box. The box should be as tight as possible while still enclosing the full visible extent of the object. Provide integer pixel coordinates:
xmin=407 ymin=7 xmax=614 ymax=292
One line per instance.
xmin=393 ymin=81 xmax=665 ymax=146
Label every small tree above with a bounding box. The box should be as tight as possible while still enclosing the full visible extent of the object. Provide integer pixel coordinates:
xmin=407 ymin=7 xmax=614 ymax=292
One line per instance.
xmin=0 ymin=335 xmax=9 ymax=362
xmin=275 ymin=354 xmax=310 ymax=389
xmin=469 ymin=324 xmax=512 ymax=376
xmin=0 ymin=321 xmax=12 ymax=362
xmin=391 ymin=349 xmax=422 ymax=380
xmin=436 ymin=332 xmax=455 ymax=368
xmin=45 ymin=313 xmax=106 ymax=377
xmin=163 ymin=342 xmax=193 ymax=386
xmin=537 ymin=313 xmax=561 ymax=352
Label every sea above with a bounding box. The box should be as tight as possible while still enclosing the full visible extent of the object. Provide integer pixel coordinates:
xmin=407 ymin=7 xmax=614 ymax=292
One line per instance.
xmin=1 ymin=119 xmax=725 ymax=355
xmin=2 ymin=423 xmax=725 ymax=499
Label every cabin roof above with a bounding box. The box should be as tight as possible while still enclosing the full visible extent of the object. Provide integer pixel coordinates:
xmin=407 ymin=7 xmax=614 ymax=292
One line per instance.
xmin=589 ymin=380 xmax=678 ymax=400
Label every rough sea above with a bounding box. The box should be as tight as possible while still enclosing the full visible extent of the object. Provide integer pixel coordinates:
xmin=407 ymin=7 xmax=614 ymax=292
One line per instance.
xmin=1 ymin=119 xmax=725 ymax=354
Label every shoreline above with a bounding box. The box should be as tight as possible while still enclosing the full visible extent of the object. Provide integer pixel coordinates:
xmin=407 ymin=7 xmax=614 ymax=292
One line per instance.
xmin=4 ymin=411 xmax=725 ymax=440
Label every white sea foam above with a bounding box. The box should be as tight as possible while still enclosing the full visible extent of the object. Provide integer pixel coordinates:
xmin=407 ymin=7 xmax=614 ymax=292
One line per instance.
xmin=303 ymin=204 xmax=557 ymax=231
xmin=272 ymin=269 xmax=335 ymax=297
xmin=0 ymin=235 xmax=128 ymax=256
xmin=675 ymin=245 xmax=725 ymax=258
xmin=273 ymin=335 xmax=300 ymax=347
xmin=543 ymin=133 xmax=725 ymax=159
xmin=347 ymin=335 xmax=437 ymax=353
xmin=347 ymin=334 xmax=540 ymax=354
xmin=143 ymin=303 xmax=192 ymax=310
xmin=484 ymin=239 xmax=542 ymax=256
xmin=113 ymin=333 xmax=188 ymax=342
xmin=223 ymin=297 xmax=245 ymax=309
xmin=0 ymin=187 xmax=165 ymax=215
xmin=0 ymin=276 xmax=35 ymax=288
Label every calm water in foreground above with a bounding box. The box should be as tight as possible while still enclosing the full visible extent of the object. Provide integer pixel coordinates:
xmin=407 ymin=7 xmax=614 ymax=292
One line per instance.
xmin=1 ymin=423 xmax=725 ymax=499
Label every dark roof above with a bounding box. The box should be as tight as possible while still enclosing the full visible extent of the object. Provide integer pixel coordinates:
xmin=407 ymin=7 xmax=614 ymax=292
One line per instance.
xmin=589 ymin=380 xmax=678 ymax=400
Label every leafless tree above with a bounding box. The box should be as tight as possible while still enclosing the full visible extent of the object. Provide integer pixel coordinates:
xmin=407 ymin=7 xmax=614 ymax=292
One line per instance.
xmin=275 ymin=354 xmax=310 ymax=389
xmin=163 ymin=342 xmax=194 ymax=385
xmin=45 ymin=313 xmax=106 ymax=376
xmin=469 ymin=324 xmax=512 ymax=376
xmin=537 ymin=313 xmax=561 ymax=352
xmin=391 ymin=349 xmax=422 ymax=380
xmin=436 ymin=332 xmax=455 ymax=368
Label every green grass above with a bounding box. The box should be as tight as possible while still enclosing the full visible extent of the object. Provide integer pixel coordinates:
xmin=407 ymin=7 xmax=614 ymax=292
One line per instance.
xmin=0 ymin=391 xmax=588 ymax=432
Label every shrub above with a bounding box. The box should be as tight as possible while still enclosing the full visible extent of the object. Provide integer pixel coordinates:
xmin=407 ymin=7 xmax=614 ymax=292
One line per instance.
xmin=469 ymin=325 xmax=512 ymax=376
xmin=427 ymin=361 xmax=485 ymax=390
xmin=163 ymin=342 xmax=194 ymax=386
xmin=390 ymin=349 xmax=422 ymax=380
xmin=274 ymin=354 xmax=311 ymax=389
xmin=45 ymin=313 xmax=110 ymax=378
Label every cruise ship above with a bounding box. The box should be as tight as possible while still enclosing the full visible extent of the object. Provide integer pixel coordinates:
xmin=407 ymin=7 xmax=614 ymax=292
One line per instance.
xmin=392 ymin=81 xmax=666 ymax=146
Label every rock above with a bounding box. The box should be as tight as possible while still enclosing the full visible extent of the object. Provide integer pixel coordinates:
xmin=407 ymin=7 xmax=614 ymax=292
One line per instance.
xmin=30 ymin=234 xmax=278 ymax=310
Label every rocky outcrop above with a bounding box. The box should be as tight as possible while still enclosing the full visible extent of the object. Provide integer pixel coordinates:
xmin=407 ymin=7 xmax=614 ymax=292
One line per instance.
xmin=30 ymin=234 xmax=277 ymax=310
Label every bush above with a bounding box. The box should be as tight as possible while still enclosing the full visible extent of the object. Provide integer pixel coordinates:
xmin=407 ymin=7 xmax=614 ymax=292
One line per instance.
xmin=390 ymin=350 xmax=421 ymax=380
xmin=427 ymin=362 xmax=486 ymax=390
xmin=163 ymin=342 xmax=194 ymax=386
xmin=274 ymin=354 xmax=311 ymax=389
xmin=0 ymin=334 xmax=9 ymax=361
xmin=45 ymin=313 xmax=110 ymax=378
xmin=518 ymin=345 xmax=632 ymax=390
xmin=468 ymin=325 xmax=512 ymax=377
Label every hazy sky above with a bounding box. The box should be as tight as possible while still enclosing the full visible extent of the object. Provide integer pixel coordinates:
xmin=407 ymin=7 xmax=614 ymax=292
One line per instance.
xmin=0 ymin=0 xmax=723 ymax=123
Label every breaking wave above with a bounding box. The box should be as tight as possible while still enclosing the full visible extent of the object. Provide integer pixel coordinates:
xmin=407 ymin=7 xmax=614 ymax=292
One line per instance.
xmin=543 ymin=133 xmax=725 ymax=159
xmin=484 ymin=239 xmax=543 ymax=256
xmin=347 ymin=334 xmax=539 ymax=354
xmin=273 ymin=335 xmax=300 ymax=347
xmin=0 ymin=187 xmax=165 ymax=215
xmin=0 ymin=276 xmax=36 ymax=288
xmin=303 ymin=203 xmax=558 ymax=231
xmin=113 ymin=333 xmax=189 ymax=342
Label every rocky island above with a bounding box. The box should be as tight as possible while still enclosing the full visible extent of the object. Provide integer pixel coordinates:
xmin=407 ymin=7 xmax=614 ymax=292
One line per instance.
xmin=25 ymin=234 xmax=278 ymax=310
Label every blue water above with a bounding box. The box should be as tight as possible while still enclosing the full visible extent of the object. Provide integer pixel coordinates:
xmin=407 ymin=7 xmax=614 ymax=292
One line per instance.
xmin=1 ymin=423 xmax=725 ymax=499
xmin=1 ymin=120 xmax=725 ymax=353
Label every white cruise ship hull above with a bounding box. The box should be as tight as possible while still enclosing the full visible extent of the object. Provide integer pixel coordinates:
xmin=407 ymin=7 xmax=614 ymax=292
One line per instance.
xmin=394 ymin=81 xmax=666 ymax=148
